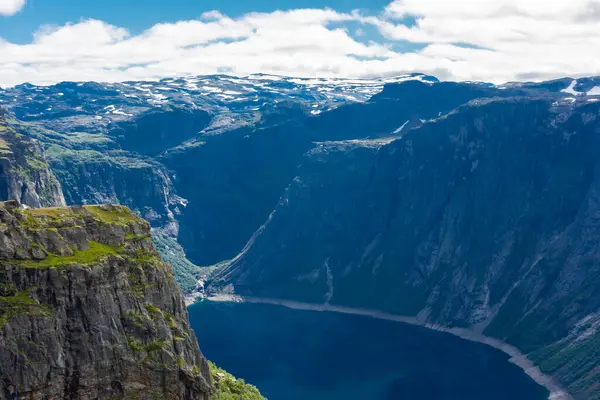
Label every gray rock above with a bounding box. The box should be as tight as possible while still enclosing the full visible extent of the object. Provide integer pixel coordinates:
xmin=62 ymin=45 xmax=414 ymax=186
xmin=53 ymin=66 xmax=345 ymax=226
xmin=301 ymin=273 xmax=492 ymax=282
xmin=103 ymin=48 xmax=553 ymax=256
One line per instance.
xmin=0 ymin=111 xmax=65 ymax=208
xmin=0 ymin=201 xmax=211 ymax=399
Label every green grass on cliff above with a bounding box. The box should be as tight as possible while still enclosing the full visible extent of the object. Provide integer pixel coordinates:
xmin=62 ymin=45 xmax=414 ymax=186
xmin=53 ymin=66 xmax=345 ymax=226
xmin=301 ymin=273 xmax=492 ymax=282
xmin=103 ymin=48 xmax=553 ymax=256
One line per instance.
xmin=0 ymin=290 xmax=51 ymax=328
xmin=11 ymin=204 xmax=147 ymax=269
xmin=0 ymin=123 xmax=13 ymax=154
xmin=84 ymin=205 xmax=138 ymax=224
xmin=0 ymin=137 xmax=9 ymax=153
xmin=127 ymin=337 xmax=168 ymax=354
xmin=15 ymin=241 xmax=121 ymax=269
xmin=209 ymin=361 xmax=266 ymax=400
xmin=23 ymin=204 xmax=137 ymax=226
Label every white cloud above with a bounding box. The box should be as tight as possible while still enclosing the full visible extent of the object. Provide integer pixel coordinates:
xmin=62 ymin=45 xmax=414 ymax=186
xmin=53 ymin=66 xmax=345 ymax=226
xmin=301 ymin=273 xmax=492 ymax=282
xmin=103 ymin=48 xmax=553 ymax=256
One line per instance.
xmin=0 ymin=0 xmax=25 ymax=16
xmin=0 ymin=1 xmax=600 ymax=86
xmin=378 ymin=0 xmax=600 ymax=82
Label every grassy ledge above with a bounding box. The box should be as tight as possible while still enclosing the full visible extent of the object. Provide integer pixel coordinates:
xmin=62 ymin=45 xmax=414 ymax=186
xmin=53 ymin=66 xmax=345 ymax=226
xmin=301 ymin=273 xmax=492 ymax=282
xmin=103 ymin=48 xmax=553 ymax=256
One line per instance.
xmin=15 ymin=241 xmax=121 ymax=269
xmin=83 ymin=205 xmax=138 ymax=225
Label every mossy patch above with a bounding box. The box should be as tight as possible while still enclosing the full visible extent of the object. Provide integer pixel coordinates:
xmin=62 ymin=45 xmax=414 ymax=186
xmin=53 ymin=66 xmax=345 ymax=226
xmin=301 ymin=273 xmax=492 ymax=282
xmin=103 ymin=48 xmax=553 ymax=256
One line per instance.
xmin=22 ymin=204 xmax=140 ymax=229
xmin=143 ymin=303 xmax=178 ymax=330
xmin=130 ymin=249 xmax=161 ymax=263
xmin=84 ymin=205 xmax=137 ymax=225
xmin=125 ymin=233 xmax=150 ymax=241
xmin=0 ymin=137 xmax=10 ymax=153
xmin=0 ymin=291 xmax=51 ymax=328
xmin=126 ymin=310 xmax=151 ymax=328
xmin=127 ymin=337 xmax=168 ymax=354
xmin=22 ymin=207 xmax=74 ymax=229
xmin=26 ymin=207 xmax=73 ymax=218
xmin=144 ymin=303 xmax=163 ymax=318
xmin=15 ymin=241 xmax=121 ymax=269
xmin=208 ymin=361 xmax=266 ymax=400
xmin=0 ymin=123 xmax=12 ymax=154
xmin=164 ymin=311 xmax=177 ymax=329
xmin=24 ymin=154 xmax=48 ymax=171
xmin=130 ymin=283 xmax=156 ymax=298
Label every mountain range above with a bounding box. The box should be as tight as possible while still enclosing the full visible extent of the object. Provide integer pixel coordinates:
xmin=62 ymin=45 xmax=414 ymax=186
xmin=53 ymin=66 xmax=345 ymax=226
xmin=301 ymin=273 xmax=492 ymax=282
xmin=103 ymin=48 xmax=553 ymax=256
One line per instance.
xmin=1 ymin=73 xmax=600 ymax=399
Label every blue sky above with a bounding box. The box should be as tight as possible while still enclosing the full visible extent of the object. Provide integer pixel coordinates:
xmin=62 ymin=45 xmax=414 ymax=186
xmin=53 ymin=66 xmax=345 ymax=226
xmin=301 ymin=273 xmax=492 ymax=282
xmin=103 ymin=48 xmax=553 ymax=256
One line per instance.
xmin=0 ymin=0 xmax=390 ymax=43
xmin=0 ymin=0 xmax=599 ymax=86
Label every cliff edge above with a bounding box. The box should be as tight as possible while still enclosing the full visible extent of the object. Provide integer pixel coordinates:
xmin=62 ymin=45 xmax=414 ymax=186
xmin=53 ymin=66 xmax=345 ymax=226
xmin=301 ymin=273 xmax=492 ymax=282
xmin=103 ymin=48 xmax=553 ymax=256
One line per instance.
xmin=0 ymin=110 xmax=65 ymax=208
xmin=0 ymin=200 xmax=211 ymax=399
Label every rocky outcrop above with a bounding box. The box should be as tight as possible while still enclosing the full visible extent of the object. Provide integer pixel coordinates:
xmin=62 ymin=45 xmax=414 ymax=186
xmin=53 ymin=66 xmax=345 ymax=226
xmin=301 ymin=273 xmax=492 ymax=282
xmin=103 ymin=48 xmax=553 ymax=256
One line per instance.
xmin=0 ymin=111 xmax=65 ymax=208
xmin=0 ymin=201 xmax=211 ymax=399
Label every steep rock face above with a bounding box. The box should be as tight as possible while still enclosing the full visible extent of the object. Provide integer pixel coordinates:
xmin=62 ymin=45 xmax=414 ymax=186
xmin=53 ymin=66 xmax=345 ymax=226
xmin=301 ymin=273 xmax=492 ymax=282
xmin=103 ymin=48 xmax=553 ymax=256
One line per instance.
xmin=0 ymin=201 xmax=211 ymax=399
xmin=0 ymin=111 xmax=65 ymax=208
xmin=218 ymin=97 xmax=600 ymax=399
xmin=168 ymin=81 xmax=512 ymax=265
xmin=48 ymin=150 xmax=182 ymax=230
xmin=108 ymin=107 xmax=211 ymax=156
xmin=0 ymin=77 xmax=560 ymax=267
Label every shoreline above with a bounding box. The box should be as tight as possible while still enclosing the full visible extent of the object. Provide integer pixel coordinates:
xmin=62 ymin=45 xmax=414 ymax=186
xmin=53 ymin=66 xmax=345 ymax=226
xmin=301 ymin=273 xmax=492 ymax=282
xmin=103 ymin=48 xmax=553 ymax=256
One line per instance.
xmin=199 ymin=294 xmax=573 ymax=400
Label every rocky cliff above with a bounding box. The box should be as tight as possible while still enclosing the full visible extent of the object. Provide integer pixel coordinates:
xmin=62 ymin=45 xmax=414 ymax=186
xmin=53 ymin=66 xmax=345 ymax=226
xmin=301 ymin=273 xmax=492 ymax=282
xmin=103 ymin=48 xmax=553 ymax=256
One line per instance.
xmin=0 ymin=201 xmax=211 ymax=399
xmin=217 ymin=96 xmax=600 ymax=399
xmin=2 ymin=75 xmax=600 ymax=398
xmin=0 ymin=111 xmax=65 ymax=208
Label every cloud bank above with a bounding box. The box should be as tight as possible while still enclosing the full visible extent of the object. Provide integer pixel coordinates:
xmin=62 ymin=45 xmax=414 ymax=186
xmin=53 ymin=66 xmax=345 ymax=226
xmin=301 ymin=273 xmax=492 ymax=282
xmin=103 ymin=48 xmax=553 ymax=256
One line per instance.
xmin=0 ymin=0 xmax=25 ymax=16
xmin=1 ymin=0 xmax=600 ymax=86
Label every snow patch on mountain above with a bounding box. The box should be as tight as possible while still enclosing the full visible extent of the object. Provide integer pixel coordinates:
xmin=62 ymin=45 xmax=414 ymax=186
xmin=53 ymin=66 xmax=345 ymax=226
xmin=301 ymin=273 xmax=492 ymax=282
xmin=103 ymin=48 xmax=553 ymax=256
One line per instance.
xmin=588 ymin=86 xmax=600 ymax=96
xmin=561 ymin=80 xmax=581 ymax=95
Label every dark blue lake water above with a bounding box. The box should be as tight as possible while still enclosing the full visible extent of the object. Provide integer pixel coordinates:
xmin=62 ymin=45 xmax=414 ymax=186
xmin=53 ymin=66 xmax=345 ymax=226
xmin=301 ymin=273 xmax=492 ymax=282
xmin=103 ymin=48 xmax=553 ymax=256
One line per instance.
xmin=188 ymin=301 xmax=549 ymax=400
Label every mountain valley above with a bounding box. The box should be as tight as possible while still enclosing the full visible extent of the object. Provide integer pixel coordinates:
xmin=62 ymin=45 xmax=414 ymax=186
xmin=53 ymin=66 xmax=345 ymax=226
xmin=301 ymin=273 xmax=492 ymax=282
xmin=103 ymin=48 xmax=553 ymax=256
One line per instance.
xmin=1 ymin=74 xmax=600 ymax=399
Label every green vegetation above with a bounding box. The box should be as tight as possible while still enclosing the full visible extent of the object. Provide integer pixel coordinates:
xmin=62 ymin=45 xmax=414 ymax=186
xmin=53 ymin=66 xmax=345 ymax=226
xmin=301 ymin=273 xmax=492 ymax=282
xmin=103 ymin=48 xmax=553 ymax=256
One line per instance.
xmin=0 ymin=137 xmax=10 ymax=154
xmin=84 ymin=205 xmax=137 ymax=225
xmin=24 ymin=154 xmax=49 ymax=171
xmin=7 ymin=205 xmax=153 ymax=270
xmin=209 ymin=361 xmax=266 ymax=400
xmin=125 ymin=232 xmax=150 ymax=241
xmin=127 ymin=337 xmax=168 ymax=354
xmin=125 ymin=310 xmax=151 ymax=328
xmin=0 ymin=290 xmax=51 ymax=328
xmin=15 ymin=241 xmax=120 ymax=269
xmin=531 ymin=331 xmax=600 ymax=398
xmin=144 ymin=303 xmax=163 ymax=318
xmin=45 ymin=146 xmax=109 ymax=164
xmin=130 ymin=249 xmax=160 ymax=263
xmin=152 ymin=230 xmax=203 ymax=293
xmin=152 ymin=230 xmax=229 ymax=294
xmin=0 ymin=120 xmax=13 ymax=154
xmin=20 ymin=205 xmax=137 ymax=230
xmin=130 ymin=283 xmax=155 ymax=298
xmin=143 ymin=303 xmax=177 ymax=329
xmin=26 ymin=206 xmax=72 ymax=218
xmin=164 ymin=311 xmax=177 ymax=329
